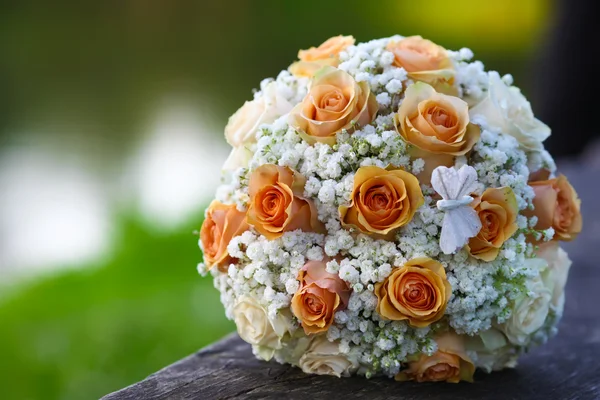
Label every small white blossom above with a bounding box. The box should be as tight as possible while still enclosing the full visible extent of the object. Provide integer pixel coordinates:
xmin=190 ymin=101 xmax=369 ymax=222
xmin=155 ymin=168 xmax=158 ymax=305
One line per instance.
xmin=385 ymin=79 xmax=403 ymax=94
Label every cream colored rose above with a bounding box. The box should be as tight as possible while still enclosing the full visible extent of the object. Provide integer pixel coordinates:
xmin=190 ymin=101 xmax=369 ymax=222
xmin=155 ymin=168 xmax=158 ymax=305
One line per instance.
xmin=470 ymin=71 xmax=550 ymax=150
xmin=222 ymin=146 xmax=254 ymax=172
xmin=289 ymin=66 xmax=378 ymax=145
xmin=386 ymin=36 xmax=455 ymax=91
xmin=396 ymin=332 xmax=475 ymax=383
xmin=233 ymin=296 xmax=293 ymax=361
xmin=271 ymin=335 xmax=311 ymax=366
xmin=289 ymin=35 xmax=355 ymax=78
xmin=537 ymin=241 xmax=572 ymax=313
xmin=465 ymin=328 xmax=518 ymax=373
xmin=339 ymin=166 xmax=424 ymax=240
xmin=395 ymin=82 xmax=480 ymax=160
xmin=223 ymin=82 xmax=294 ymax=170
xmin=225 ymin=99 xmax=265 ymax=148
xmin=298 ymin=335 xmax=358 ymax=377
xmin=225 ymin=82 xmax=293 ymax=148
xmin=502 ymin=265 xmax=551 ymax=346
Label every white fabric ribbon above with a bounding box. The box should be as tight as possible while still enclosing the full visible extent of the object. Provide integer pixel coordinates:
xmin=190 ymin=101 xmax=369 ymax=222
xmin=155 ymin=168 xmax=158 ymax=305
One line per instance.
xmin=436 ymin=195 xmax=474 ymax=211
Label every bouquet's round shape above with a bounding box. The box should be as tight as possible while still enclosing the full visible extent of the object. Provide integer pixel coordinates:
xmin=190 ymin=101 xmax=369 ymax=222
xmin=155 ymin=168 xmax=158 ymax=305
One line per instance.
xmin=198 ymin=34 xmax=582 ymax=382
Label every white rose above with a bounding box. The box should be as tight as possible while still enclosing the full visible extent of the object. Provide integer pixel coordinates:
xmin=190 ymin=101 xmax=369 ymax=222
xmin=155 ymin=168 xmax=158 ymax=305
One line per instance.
xmin=537 ymin=242 xmax=572 ymax=315
xmin=470 ymin=71 xmax=550 ymax=150
xmin=222 ymin=146 xmax=254 ymax=171
xmin=224 ymin=82 xmax=294 ymax=166
xmin=466 ymin=328 xmax=518 ymax=373
xmin=272 ymin=336 xmax=311 ymax=366
xmin=298 ymin=335 xmax=358 ymax=377
xmin=223 ymin=82 xmax=294 ymax=171
xmin=233 ymin=296 xmax=293 ymax=360
xmin=503 ymin=265 xmax=552 ymax=346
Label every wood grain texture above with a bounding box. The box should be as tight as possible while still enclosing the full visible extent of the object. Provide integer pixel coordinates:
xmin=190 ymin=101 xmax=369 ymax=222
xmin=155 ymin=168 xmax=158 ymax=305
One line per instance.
xmin=103 ymin=161 xmax=600 ymax=400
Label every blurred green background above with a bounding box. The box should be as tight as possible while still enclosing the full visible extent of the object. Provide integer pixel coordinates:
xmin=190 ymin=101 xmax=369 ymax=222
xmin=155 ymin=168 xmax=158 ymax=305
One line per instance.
xmin=0 ymin=1 xmax=554 ymax=399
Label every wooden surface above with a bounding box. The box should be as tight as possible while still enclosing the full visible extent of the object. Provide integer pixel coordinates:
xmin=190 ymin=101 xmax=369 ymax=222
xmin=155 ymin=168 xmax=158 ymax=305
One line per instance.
xmin=103 ymin=161 xmax=600 ymax=400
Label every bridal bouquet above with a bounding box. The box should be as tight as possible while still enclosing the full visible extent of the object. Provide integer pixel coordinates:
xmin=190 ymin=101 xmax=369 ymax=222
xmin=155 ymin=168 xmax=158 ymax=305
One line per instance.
xmin=198 ymin=35 xmax=582 ymax=382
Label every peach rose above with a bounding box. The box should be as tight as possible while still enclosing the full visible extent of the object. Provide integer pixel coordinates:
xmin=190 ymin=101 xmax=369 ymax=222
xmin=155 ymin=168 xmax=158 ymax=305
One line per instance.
xmin=289 ymin=35 xmax=355 ymax=78
xmin=298 ymin=35 xmax=355 ymax=62
xmin=529 ymin=168 xmax=551 ymax=182
xmin=467 ymin=187 xmax=519 ymax=261
xmin=395 ymin=82 xmax=480 ymax=157
xmin=291 ymin=260 xmax=351 ymax=335
xmin=339 ymin=166 xmax=424 ymax=240
xmin=528 ymin=174 xmax=582 ymax=241
xmin=289 ymin=66 xmax=378 ymax=145
xmin=200 ymin=200 xmax=249 ymax=270
xmin=396 ymin=332 xmax=475 ymax=383
xmin=375 ymin=257 xmax=451 ymax=327
xmin=386 ymin=36 xmax=455 ymax=92
xmin=247 ymin=165 xmax=324 ymax=240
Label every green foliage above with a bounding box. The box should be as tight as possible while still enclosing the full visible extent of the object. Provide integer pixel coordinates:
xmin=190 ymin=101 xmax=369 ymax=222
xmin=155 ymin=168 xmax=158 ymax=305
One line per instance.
xmin=0 ymin=213 xmax=233 ymax=400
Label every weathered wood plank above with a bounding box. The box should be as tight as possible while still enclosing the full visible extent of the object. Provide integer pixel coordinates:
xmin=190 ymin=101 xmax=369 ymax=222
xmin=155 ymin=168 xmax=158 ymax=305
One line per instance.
xmin=102 ymin=160 xmax=600 ymax=400
xmin=103 ymin=268 xmax=600 ymax=400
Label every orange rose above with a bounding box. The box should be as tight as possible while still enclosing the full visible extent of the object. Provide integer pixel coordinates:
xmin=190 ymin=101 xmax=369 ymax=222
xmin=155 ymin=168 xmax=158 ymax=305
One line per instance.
xmin=289 ymin=35 xmax=355 ymax=78
xmin=298 ymin=35 xmax=355 ymax=62
xmin=291 ymin=260 xmax=351 ymax=334
xmin=386 ymin=36 xmax=455 ymax=91
xmin=395 ymin=82 xmax=480 ymax=157
xmin=396 ymin=332 xmax=475 ymax=383
xmin=467 ymin=187 xmax=519 ymax=261
xmin=247 ymin=164 xmax=324 ymax=239
xmin=339 ymin=166 xmax=424 ymax=240
xmin=529 ymin=168 xmax=551 ymax=182
xmin=200 ymin=200 xmax=249 ymax=270
xmin=289 ymin=66 xmax=378 ymax=145
xmin=375 ymin=257 xmax=451 ymax=327
xmin=528 ymin=174 xmax=582 ymax=241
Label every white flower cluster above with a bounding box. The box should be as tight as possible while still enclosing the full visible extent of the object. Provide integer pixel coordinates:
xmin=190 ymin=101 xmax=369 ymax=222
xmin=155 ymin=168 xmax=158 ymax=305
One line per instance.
xmin=198 ymin=35 xmax=575 ymax=381
xmin=211 ymin=230 xmax=324 ymax=320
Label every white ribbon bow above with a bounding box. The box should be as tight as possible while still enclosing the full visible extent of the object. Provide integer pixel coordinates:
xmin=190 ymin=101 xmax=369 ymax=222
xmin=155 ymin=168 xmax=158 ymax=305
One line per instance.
xmin=431 ymin=165 xmax=482 ymax=255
